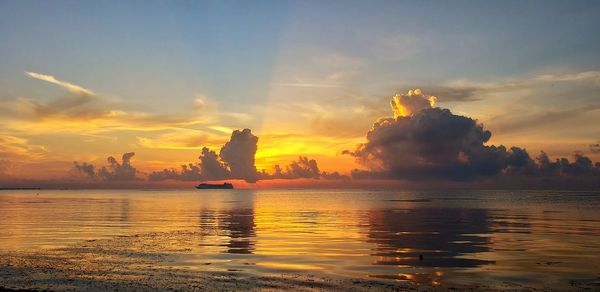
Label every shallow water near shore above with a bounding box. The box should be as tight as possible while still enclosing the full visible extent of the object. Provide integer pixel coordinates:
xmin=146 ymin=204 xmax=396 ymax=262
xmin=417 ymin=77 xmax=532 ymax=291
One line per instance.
xmin=1 ymin=189 xmax=599 ymax=290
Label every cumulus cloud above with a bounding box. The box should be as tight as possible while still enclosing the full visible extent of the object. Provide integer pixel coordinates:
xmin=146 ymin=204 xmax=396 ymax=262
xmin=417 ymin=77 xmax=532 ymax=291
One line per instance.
xmin=72 ymin=152 xmax=140 ymax=181
xmin=220 ymin=129 xmax=259 ymax=182
xmin=148 ymin=148 xmax=229 ymax=182
xmin=348 ymin=107 xmax=508 ymax=180
xmin=198 ymin=147 xmax=230 ymax=181
xmin=535 ymin=151 xmax=599 ymax=176
xmin=268 ymin=156 xmax=346 ymax=180
xmin=390 ymin=89 xmax=436 ymax=118
xmin=72 ymin=162 xmax=95 ymax=179
xmin=272 ymin=156 xmax=320 ymax=179
xmin=26 ymin=71 xmax=95 ymax=96
xmin=347 ymin=89 xmax=600 ymax=183
xmin=148 ymin=163 xmax=201 ymax=181
xmin=99 ymin=152 xmax=138 ymax=181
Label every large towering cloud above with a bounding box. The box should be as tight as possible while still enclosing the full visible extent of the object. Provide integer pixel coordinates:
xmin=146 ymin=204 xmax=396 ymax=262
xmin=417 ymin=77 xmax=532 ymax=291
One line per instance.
xmin=220 ymin=129 xmax=259 ymax=182
xmin=347 ymin=89 xmax=600 ymax=182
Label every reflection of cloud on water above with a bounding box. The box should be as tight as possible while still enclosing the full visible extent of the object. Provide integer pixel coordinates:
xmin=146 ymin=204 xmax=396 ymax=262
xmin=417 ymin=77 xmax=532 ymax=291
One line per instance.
xmin=366 ymin=208 xmax=494 ymax=282
xmin=197 ymin=194 xmax=256 ymax=254
xmin=221 ymin=208 xmax=256 ymax=254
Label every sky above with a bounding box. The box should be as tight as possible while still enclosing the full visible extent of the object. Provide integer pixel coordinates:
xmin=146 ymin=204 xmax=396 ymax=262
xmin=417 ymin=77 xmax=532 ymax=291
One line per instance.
xmin=1 ymin=0 xmax=599 ymax=188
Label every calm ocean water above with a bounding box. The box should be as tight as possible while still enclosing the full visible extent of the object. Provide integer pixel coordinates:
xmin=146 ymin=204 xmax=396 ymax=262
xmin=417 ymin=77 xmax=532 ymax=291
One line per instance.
xmin=1 ymin=189 xmax=599 ymax=287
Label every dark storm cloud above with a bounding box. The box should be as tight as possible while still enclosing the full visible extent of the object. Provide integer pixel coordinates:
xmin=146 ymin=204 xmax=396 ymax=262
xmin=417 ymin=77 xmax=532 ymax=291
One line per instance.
xmin=72 ymin=152 xmax=140 ymax=181
xmin=346 ymin=89 xmax=600 ymax=183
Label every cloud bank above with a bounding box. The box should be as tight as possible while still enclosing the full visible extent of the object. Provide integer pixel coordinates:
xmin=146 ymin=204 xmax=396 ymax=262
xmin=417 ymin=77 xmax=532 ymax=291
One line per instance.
xmin=268 ymin=156 xmax=346 ymax=180
xmin=69 ymin=88 xmax=599 ymax=188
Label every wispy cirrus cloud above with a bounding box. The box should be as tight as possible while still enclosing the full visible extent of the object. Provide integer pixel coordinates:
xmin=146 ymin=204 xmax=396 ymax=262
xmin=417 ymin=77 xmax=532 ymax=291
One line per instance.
xmin=410 ymin=70 xmax=600 ymax=103
xmin=2 ymin=72 xmax=215 ymax=134
xmin=25 ymin=71 xmax=95 ymax=96
xmin=0 ymin=133 xmax=47 ymax=160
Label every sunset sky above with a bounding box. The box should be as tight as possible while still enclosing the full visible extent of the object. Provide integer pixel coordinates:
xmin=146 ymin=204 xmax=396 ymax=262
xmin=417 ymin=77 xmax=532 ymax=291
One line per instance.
xmin=1 ymin=1 xmax=599 ymax=187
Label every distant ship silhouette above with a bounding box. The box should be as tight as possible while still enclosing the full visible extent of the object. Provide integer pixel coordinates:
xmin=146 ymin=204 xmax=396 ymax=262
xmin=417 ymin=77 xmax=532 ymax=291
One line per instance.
xmin=196 ymin=182 xmax=234 ymax=189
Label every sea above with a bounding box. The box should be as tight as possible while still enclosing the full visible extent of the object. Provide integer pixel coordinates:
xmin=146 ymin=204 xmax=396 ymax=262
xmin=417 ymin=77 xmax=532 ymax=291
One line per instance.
xmin=0 ymin=189 xmax=599 ymax=288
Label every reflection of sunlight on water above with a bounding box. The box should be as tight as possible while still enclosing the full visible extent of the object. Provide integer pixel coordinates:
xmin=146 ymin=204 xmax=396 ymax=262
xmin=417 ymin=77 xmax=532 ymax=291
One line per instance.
xmin=0 ymin=189 xmax=599 ymax=288
xmin=370 ymin=271 xmax=443 ymax=285
xmin=369 ymin=271 xmax=444 ymax=285
xmin=256 ymin=262 xmax=325 ymax=270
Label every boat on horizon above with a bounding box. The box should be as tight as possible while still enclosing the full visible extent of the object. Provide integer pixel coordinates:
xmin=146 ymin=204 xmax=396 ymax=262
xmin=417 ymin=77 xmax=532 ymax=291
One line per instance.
xmin=195 ymin=182 xmax=234 ymax=189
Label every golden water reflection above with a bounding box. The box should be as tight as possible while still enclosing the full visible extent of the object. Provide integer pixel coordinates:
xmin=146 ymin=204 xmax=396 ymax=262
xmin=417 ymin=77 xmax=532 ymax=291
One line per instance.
xmin=0 ymin=189 xmax=599 ymax=288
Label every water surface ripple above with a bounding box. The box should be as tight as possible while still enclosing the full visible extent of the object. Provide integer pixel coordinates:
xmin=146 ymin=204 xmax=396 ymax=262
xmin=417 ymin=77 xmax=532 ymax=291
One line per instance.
xmin=1 ymin=189 xmax=599 ymax=288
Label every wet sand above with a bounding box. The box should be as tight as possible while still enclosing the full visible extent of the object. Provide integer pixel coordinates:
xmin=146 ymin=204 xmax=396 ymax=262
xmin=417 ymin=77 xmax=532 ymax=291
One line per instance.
xmin=1 ymin=230 xmax=598 ymax=291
